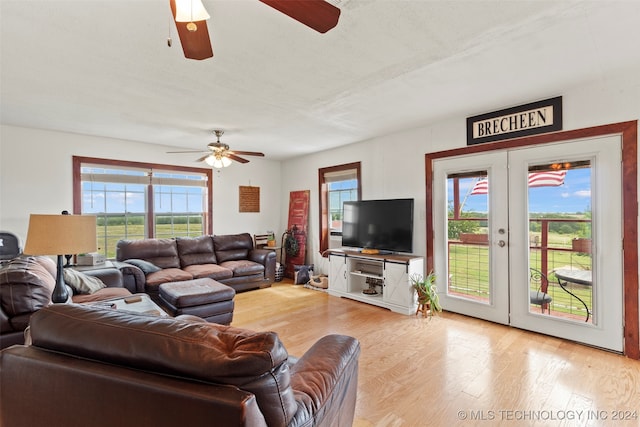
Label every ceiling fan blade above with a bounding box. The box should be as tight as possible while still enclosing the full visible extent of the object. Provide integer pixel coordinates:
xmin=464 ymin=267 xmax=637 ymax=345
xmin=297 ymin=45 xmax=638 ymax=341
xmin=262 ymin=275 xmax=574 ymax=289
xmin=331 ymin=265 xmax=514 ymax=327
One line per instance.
xmin=229 ymin=150 xmax=265 ymax=157
xmin=167 ymin=150 xmax=208 ymax=154
xmin=169 ymin=0 xmax=214 ymax=60
xmin=258 ymin=0 xmax=340 ymax=34
xmin=226 ymin=153 xmax=250 ymax=164
xmin=196 ymin=154 xmax=211 ymax=162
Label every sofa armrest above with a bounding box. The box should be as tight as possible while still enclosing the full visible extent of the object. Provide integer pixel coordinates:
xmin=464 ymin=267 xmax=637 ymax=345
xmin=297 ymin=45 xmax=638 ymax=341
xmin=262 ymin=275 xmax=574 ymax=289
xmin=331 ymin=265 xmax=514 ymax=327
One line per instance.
xmin=111 ymin=261 xmax=146 ymax=294
xmin=84 ymin=268 xmax=123 ymax=288
xmin=288 ymin=334 xmax=361 ymax=427
xmin=248 ymin=249 xmax=276 ymax=282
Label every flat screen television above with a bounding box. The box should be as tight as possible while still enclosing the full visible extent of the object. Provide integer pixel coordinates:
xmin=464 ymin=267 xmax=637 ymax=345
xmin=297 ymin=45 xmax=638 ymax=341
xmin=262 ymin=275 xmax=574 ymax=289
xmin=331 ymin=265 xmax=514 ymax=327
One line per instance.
xmin=341 ymin=198 xmax=414 ymax=253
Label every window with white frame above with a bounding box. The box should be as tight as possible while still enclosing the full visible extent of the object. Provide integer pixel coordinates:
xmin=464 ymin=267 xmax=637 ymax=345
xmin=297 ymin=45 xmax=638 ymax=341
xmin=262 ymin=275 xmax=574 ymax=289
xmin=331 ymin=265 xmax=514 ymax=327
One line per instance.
xmin=74 ymin=157 xmax=212 ymax=258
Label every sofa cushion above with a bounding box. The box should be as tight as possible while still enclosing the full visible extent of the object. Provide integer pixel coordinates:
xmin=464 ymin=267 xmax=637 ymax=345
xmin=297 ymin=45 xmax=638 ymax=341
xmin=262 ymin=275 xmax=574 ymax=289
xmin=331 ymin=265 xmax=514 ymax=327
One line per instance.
xmin=116 ymin=239 xmax=180 ymax=269
xmin=183 ymin=264 xmax=233 ymax=280
xmin=63 ymin=269 xmax=106 ymax=294
xmin=219 ymin=260 xmax=264 ymax=277
xmin=213 ymin=233 xmax=253 ymax=263
xmin=177 ymin=236 xmax=217 ymax=267
xmin=0 ymin=256 xmax=56 ymax=317
xmin=145 ymin=268 xmax=193 ymax=287
xmin=30 ymin=304 xmax=298 ymax=427
xmin=124 ymin=259 xmax=161 ymax=275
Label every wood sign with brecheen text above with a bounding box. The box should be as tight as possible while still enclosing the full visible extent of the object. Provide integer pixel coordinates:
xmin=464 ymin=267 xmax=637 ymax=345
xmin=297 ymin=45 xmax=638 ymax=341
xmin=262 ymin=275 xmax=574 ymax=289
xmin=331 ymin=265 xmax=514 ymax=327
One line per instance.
xmin=467 ymin=96 xmax=562 ymax=145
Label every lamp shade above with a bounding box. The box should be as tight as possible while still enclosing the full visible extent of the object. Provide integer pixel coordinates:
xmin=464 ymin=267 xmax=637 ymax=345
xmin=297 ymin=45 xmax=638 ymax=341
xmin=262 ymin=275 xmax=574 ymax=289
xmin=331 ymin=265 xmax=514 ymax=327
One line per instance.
xmin=175 ymin=0 xmax=210 ymax=22
xmin=23 ymin=214 xmax=97 ymax=256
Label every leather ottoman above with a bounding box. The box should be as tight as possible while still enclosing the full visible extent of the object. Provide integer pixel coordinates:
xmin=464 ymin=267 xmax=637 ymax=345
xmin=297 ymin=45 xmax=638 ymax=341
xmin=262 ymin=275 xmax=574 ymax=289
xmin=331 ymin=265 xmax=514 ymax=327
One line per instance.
xmin=158 ymin=278 xmax=235 ymax=325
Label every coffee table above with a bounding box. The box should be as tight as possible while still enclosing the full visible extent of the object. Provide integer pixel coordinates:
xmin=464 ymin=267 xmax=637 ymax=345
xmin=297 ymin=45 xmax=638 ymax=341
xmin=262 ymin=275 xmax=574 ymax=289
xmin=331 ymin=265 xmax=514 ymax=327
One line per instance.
xmin=88 ymin=293 xmax=168 ymax=317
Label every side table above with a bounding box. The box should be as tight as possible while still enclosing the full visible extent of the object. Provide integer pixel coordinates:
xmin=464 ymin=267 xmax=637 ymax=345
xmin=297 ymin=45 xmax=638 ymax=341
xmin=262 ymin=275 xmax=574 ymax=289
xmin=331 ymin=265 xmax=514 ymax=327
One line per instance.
xmin=72 ymin=260 xmax=115 ymax=272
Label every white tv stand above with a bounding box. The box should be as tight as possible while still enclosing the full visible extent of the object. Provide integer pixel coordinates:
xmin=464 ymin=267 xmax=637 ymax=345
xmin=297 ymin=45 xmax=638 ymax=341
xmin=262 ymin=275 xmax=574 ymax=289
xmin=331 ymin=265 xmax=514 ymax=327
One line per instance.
xmin=328 ymin=250 xmax=424 ymax=315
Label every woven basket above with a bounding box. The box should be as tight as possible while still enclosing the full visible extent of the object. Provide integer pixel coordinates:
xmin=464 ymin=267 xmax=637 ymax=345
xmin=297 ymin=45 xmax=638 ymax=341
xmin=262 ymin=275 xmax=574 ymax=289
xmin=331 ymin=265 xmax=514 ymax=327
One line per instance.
xmin=275 ymin=263 xmax=284 ymax=282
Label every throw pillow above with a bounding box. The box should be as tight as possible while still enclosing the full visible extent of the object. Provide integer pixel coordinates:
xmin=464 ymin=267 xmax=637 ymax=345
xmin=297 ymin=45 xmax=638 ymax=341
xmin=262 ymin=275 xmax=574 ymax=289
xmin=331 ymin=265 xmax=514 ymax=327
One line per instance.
xmin=63 ymin=269 xmax=106 ymax=294
xmin=125 ymin=259 xmax=161 ymax=275
xmin=294 ymin=264 xmax=314 ymax=285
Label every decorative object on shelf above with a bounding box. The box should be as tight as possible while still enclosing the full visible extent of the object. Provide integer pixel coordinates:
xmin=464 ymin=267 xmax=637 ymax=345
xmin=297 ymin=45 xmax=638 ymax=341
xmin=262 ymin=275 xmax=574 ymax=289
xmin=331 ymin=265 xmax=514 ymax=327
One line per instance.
xmin=411 ymin=271 xmax=441 ymax=318
xmin=267 ymin=232 xmax=277 ymax=247
xmin=362 ymin=276 xmax=383 ymax=296
xmin=23 ymin=214 xmax=97 ymax=304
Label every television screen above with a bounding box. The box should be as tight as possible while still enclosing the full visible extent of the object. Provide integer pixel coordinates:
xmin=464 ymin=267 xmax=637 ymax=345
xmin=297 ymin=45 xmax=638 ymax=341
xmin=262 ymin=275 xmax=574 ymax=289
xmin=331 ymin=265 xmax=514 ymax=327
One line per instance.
xmin=341 ymin=198 xmax=414 ymax=253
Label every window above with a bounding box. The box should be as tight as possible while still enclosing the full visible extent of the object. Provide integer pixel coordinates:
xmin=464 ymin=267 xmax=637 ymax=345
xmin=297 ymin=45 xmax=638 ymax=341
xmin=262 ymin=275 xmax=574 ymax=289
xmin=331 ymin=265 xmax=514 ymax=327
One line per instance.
xmin=318 ymin=162 xmax=361 ymax=255
xmin=328 ymin=178 xmax=358 ymax=234
xmin=73 ymin=157 xmax=213 ymax=258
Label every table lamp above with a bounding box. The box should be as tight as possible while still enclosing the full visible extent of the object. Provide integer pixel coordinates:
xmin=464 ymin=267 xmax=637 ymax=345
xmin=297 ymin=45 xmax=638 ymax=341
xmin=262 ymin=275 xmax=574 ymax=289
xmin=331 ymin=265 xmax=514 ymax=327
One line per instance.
xmin=23 ymin=214 xmax=97 ymax=303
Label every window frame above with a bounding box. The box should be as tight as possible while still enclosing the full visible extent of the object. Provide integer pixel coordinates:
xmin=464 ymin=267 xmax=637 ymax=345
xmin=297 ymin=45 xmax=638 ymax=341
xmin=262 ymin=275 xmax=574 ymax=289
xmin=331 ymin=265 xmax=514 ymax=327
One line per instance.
xmin=318 ymin=161 xmax=361 ymax=256
xmin=72 ymin=156 xmax=214 ymax=240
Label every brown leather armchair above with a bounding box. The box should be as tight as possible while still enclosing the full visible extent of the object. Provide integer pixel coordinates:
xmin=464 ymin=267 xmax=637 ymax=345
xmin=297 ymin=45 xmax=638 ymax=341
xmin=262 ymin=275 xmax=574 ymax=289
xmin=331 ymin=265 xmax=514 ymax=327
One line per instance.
xmin=0 ymin=256 xmax=130 ymax=349
xmin=0 ymin=304 xmax=360 ymax=427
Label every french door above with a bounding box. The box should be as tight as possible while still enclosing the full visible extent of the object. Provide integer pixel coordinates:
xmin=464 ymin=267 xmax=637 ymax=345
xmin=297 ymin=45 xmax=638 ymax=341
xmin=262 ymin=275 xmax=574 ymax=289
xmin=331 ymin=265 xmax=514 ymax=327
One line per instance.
xmin=432 ymin=135 xmax=623 ymax=351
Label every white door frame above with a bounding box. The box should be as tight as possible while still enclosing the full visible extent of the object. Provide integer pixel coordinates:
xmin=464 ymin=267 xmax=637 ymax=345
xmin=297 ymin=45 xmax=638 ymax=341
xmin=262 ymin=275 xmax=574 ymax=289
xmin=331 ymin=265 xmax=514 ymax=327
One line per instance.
xmin=508 ymin=136 xmax=623 ymax=351
xmin=432 ymin=151 xmax=509 ymax=325
xmin=425 ymin=121 xmax=639 ymax=358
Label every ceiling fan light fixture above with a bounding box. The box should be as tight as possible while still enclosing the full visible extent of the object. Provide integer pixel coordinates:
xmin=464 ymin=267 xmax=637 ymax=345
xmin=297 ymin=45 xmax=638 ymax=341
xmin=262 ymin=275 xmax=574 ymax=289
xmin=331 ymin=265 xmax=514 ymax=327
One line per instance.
xmin=205 ymin=154 xmax=232 ymax=169
xmin=175 ymin=0 xmax=210 ymax=23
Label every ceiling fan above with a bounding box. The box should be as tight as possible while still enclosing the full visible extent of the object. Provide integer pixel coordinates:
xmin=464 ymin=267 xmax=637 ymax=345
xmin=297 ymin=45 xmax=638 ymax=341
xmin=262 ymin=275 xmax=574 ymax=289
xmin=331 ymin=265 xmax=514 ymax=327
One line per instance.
xmin=169 ymin=0 xmax=341 ymax=60
xmin=168 ymin=130 xmax=265 ymax=168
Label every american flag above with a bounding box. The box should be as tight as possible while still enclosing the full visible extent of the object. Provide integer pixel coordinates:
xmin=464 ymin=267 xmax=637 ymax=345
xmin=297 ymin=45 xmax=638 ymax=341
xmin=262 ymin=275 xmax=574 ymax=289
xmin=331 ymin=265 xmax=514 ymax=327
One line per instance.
xmin=470 ymin=170 xmax=566 ymax=195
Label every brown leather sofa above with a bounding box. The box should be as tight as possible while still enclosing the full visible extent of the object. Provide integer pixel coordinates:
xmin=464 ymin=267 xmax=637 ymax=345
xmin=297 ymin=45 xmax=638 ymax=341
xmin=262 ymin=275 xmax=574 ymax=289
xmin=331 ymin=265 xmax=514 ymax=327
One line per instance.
xmin=116 ymin=233 xmax=276 ymax=300
xmin=0 ymin=256 xmax=131 ymax=349
xmin=0 ymin=304 xmax=361 ymax=427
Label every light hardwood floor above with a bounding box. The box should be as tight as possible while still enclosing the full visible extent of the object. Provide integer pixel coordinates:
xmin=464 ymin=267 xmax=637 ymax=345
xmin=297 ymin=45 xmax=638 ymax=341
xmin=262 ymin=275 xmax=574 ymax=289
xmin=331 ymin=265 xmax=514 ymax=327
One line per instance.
xmin=233 ymin=281 xmax=639 ymax=427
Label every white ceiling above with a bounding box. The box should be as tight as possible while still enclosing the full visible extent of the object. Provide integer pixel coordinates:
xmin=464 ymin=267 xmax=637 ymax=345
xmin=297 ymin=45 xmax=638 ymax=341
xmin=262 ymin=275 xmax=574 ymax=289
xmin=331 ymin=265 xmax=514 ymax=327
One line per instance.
xmin=2 ymin=0 xmax=640 ymax=161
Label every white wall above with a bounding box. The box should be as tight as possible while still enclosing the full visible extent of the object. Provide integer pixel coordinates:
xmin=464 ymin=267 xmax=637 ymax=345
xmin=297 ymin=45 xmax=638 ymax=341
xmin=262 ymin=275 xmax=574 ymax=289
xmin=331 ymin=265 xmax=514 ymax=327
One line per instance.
xmin=2 ymin=66 xmax=639 ymax=277
xmin=281 ymin=65 xmax=640 ymax=277
xmin=0 ymin=125 xmax=282 ymax=247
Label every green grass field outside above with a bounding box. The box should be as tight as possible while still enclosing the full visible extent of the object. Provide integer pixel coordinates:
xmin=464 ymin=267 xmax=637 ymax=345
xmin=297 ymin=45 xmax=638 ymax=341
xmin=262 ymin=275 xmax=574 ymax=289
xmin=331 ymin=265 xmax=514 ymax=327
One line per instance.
xmin=97 ymin=224 xmax=203 ymax=258
xmin=448 ymin=239 xmax=593 ymax=320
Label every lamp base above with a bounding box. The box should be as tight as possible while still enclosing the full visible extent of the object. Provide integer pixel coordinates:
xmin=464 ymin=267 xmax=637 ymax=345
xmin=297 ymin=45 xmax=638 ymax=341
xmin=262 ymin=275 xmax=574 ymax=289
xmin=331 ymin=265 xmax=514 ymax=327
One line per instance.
xmin=52 ymin=254 xmax=70 ymax=304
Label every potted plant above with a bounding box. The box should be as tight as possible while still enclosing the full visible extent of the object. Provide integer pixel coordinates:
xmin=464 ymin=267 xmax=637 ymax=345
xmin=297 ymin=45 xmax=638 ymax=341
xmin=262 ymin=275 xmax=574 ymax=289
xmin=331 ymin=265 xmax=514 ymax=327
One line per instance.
xmin=266 ymin=232 xmax=277 ymax=247
xmin=411 ymin=271 xmax=441 ymax=317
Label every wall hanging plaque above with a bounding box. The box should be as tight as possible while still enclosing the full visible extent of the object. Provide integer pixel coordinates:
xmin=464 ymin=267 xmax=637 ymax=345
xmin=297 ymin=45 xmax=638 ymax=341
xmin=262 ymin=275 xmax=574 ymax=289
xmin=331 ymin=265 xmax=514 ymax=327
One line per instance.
xmin=239 ymin=186 xmax=260 ymax=212
xmin=467 ymin=96 xmax=562 ymax=145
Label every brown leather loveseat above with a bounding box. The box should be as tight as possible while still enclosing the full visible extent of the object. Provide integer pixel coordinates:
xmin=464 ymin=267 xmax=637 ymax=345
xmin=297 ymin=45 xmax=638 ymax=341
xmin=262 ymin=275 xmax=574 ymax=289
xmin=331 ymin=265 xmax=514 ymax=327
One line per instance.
xmin=116 ymin=233 xmax=276 ymax=300
xmin=0 ymin=304 xmax=361 ymax=427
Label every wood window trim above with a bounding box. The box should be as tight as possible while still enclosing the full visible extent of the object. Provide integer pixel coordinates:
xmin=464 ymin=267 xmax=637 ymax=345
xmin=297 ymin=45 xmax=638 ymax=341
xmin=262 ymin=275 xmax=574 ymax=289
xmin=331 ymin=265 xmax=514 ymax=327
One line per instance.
xmin=424 ymin=120 xmax=638 ymax=359
xmin=318 ymin=162 xmax=361 ymax=256
xmin=72 ymin=156 xmax=214 ymax=236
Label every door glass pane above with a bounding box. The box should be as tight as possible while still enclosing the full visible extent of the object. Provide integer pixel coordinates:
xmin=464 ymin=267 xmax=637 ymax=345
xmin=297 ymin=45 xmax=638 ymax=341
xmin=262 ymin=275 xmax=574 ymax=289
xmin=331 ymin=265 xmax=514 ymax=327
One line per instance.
xmin=447 ymin=171 xmax=490 ymax=304
xmin=527 ymin=161 xmax=593 ymax=323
